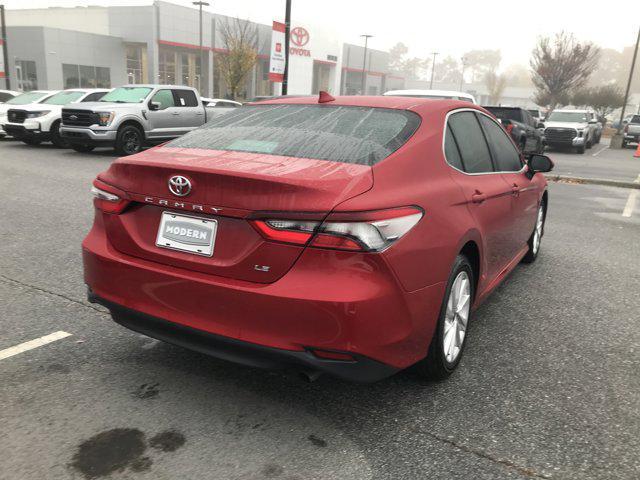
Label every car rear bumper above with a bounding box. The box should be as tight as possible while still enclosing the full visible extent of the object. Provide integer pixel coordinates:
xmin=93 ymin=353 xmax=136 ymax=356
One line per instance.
xmin=89 ymin=291 xmax=399 ymax=382
xmin=82 ymin=213 xmax=444 ymax=381
xmin=624 ymin=133 xmax=639 ymax=142
xmin=60 ymin=126 xmax=117 ymax=146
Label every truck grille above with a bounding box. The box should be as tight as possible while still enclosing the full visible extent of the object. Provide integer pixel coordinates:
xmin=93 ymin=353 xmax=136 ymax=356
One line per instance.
xmin=545 ymin=127 xmax=577 ymax=143
xmin=62 ymin=109 xmax=99 ymax=127
xmin=7 ymin=109 xmax=27 ymax=124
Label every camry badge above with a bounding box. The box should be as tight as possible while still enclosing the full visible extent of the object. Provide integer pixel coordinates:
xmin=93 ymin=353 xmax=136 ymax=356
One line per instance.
xmin=168 ymin=175 xmax=192 ymax=197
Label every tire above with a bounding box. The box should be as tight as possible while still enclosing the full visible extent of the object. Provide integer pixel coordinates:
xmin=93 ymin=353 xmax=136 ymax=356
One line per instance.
xmin=50 ymin=121 xmax=70 ymax=148
xmin=522 ymin=199 xmax=546 ymax=264
xmin=115 ymin=124 xmax=144 ymax=156
xmin=576 ymin=145 xmax=585 ymax=154
xmin=71 ymin=144 xmax=95 ymax=153
xmin=586 ymin=138 xmax=592 ymax=149
xmin=21 ymin=137 xmax=41 ymax=146
xmin=416 ymin=255 xmax=474 ymax=380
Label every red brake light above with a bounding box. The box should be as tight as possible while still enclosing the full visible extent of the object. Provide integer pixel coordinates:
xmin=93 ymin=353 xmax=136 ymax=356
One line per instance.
xmin=251 ymin=207 xmax=423 ymax=252
xmin=91 ymin=179 xmax=130 ymax=214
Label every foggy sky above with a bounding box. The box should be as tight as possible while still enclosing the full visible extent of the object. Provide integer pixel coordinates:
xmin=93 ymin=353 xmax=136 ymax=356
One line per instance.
xmin=4 ymin=0 xmax=638 ymax=69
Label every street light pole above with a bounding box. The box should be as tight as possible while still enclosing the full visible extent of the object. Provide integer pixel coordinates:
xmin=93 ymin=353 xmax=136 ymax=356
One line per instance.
xmin=360 ymin=34 xmax=372 ymax=95
xmin=192 ymin=1 xmax=209 ymax=95
xmin=429 ymin=52 xmax=438 ymax=89
xmin=0 ymin=5 xmax=9 ymax=90
xmin=282 ymin=0 xmax=292 ymax=95
xmin=617 ymin=26 xmax=640 ymax=135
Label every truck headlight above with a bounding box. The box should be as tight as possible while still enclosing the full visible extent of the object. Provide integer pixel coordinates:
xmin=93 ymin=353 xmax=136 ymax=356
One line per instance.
xmin=25 ymin=110 xmax=51 ymax=118
xmin=97 ymin=112 xmax=115 ymax=126
xmin=577 ymin=129 xmax=584 ymax=137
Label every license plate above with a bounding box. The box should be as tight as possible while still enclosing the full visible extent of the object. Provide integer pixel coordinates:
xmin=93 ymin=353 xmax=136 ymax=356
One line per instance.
xmin=155 ymin=212 xmax=217 ymax=257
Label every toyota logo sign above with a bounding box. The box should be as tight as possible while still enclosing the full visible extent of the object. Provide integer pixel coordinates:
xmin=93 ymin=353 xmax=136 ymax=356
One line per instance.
xmin=291 ymin=27 xmax=309 ymax=47
xmin=168 ymin=175 xmax=192 ymax=197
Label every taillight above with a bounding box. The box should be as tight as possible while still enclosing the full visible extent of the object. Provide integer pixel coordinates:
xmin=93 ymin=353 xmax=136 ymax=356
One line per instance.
xmin=91 ymin=179 xmax=129 ymax=214
xmin=250 ymin=207 xmax=423 ymax=252
xmin=505 ymin=124 xmax=514 ymax=134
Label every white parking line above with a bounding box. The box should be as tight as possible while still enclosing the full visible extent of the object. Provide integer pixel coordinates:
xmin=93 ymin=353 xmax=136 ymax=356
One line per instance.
xmin=592 ymin=145 xmax=609 ymax=157
xmin=622 ymin=175 xmax=640 ymax=218
xmin=0 ymin=331 xmax=72 ymax=361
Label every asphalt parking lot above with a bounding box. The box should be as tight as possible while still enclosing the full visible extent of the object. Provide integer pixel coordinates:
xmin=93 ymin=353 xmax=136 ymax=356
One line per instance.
xmin=0 ymin=139 xmax=639 ymax=480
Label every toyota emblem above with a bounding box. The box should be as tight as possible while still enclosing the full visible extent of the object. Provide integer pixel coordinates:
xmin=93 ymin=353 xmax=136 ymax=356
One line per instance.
xmin=290 ymin=27 xmax=309 ymax=47
xmin=168 ymin=175 xmax=192 ymax=197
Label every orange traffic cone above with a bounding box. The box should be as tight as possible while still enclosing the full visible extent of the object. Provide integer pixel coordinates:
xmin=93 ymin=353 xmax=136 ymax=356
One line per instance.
xmin=635 ymin=143 xmax=640 ymax=158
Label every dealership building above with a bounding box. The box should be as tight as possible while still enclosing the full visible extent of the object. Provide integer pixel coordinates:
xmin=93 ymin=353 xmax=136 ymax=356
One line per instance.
xmin=2 ymin=2 xmax=404 ymax=99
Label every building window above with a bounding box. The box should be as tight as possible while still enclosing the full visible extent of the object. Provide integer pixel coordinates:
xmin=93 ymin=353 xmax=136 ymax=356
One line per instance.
xmin=63 ymin=64 xmax=111 ymax=89
xmin=159 ymin=50 xmax=176 ymax=85
xmin=179 ymin=52 xmax=201 ymax=90
xmin=15 ymin=60 xmax=38 ymax=91
xmin=126 ymin=45 xmax=146 ymax=84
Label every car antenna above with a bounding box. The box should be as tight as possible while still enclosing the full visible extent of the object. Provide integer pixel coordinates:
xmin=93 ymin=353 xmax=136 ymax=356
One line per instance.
xmin=318 ymin=91 xmax=335 ymax=103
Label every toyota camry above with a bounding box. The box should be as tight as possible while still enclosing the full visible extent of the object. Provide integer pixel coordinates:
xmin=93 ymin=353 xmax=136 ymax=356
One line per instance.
xmin=83 ymin=94 xmax=553 ymax=382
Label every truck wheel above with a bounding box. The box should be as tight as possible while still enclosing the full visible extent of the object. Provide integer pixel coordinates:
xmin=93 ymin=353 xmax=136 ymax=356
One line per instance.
xmin=50 ymin=121 xmax=70 ymax=149
xmin=586 ymin=137 xmax=592 ymax=149
xmin=115 ymin=124 xmax=143 ymax=156
xmin=71 ymin=144 xmax=95 ymax=153
xmin=576 ymin=145 xmax=585 ymax=154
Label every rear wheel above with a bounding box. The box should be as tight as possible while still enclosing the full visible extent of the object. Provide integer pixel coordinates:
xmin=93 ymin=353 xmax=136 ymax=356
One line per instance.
xmin=115 ymin=124 xmax=144 ymax=156
xmin=416 ymin=255 xmax=474 ymax=380
xmin=522 ymin=200 xmax=546 ymax=264
xmin=71 ymin=144 xmax=95 ymax=153
xmin=50 ymin=121 xmax=69 ymax=148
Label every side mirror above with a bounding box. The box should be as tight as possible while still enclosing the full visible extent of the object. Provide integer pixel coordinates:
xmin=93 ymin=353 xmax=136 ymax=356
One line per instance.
xmin=148 ymin=101 xmax=160 ymax=111
xmin=528 ymin=154 xmax=554 ymax=174
xmin=537 ymin=122 xmax=545 ymax=129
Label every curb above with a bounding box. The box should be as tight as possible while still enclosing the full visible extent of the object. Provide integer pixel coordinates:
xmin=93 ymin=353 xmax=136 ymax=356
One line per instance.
xmin=544 ymin=174 xmax=640 ymax=190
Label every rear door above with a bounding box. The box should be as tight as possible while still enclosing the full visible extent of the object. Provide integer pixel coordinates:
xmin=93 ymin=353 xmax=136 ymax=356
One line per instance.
xmin=477 ymin=113 xmax=538 ymax=255
xmin=173 ymin=89 xmax=205 ymax=130
xmin=146 ymin=89 xmax=181 ymax=139
xmin=445 ymin=110 xmax=516 ymax=282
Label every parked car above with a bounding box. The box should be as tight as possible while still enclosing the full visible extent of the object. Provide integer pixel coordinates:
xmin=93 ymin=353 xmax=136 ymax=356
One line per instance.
xmin=543 ymin=109 xmax=598 ymax=154
xmin=3 ymin=89 xmax=109 ymax=147
xmin=60 ymin=85 xmax=207 ymax=155
xmin=0 ymin=90 xmax=20 ymax=103
xmin=623 ymin=114 xmax=640 ymax=147
xmin=484 ymin=106 xmax=544 ymax=154
xmin=384 ymin=89 xmax=476 ymax=104
xmin=83 ymin=96 xmax=552 ymax=382
xmin=0 ymin=90 xmax=58 ymax=138
xmin=201 ymin=97 xmax=242 ymax=117
xmin=527 ymin=108 xmax=543 ymax=124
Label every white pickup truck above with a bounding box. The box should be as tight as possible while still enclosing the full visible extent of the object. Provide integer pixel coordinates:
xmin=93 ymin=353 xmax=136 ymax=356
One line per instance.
xmin=3 ymin=89 xmax=109 ymax=147
xmin=623 ymin=114 xmax=640 ymax=147
xmin=60 ymin=85 xmax=209 ymax=155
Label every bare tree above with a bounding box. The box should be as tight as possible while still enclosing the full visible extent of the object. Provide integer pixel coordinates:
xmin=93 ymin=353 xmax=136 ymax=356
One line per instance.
xmin=571 ymin=85 xmax=625 ymax=120
xmin=218 ymin=17 xmax=258 ymax=100
xmin=530 ymin=32 xmax=600 ymax=112
xmin=463 ymin=49 xmax=501 ymax=83
xmin=485 ymin=72 xmax=507 ymax=104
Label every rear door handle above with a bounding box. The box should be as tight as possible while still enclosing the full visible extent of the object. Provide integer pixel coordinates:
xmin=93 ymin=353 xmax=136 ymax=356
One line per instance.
xmin=471 ymin=190 xmax=486 ymax=204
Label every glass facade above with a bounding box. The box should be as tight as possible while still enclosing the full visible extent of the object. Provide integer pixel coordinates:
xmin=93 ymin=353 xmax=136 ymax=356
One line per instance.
xmin=126 ymin=45 xmax=146 ymax=84
xmin=158 ymin=50 xmax=176 ymax=84
xmin=62 ymin=64 xmax=111 ymax=88
xmin=15 ymin=60 xmax=38 ymax=91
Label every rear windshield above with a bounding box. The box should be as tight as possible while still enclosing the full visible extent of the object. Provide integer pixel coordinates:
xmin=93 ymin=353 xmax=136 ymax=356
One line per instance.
xmin=6 ymin=91 xmax=48 ymax=105
xmin=168 ymin=104 xmax=420 ymax=165
xmin=485 ymin=107 xmax=522 ymax=122
xmin=43 ymin=91 xmax=85 ymax=105
xmin=631 ymin=115 xmax=640 ymax=124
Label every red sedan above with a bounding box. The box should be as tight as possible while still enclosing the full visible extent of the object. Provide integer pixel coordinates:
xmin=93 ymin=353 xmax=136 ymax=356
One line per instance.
xmin=83 ymin=95 xmax=553 ymax=382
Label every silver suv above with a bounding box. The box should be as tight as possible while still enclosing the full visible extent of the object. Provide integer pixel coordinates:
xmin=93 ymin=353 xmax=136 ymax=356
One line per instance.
xmin=60 ymin=85 xmax=207 ymax=155
xmin=543 ymin=109 xmax=598 ymax=154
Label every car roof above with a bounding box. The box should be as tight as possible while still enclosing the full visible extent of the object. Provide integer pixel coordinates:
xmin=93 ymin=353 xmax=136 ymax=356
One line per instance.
xmin=384 ymin=89 xmax=474 ymax=98
xmin=120 ymin=84 xmax=197 ymax=89
xmin=483 ymin=105 xmax=522 ymax=110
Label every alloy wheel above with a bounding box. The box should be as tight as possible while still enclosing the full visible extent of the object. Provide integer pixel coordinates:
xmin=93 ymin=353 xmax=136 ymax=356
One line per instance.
xmin=443 ymin=271 xmax=471 ymax=363
xmin=532 ymin=206 xmax=544 ymax=254
xmin=123 ymin=130 xmax=141 ymax=154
